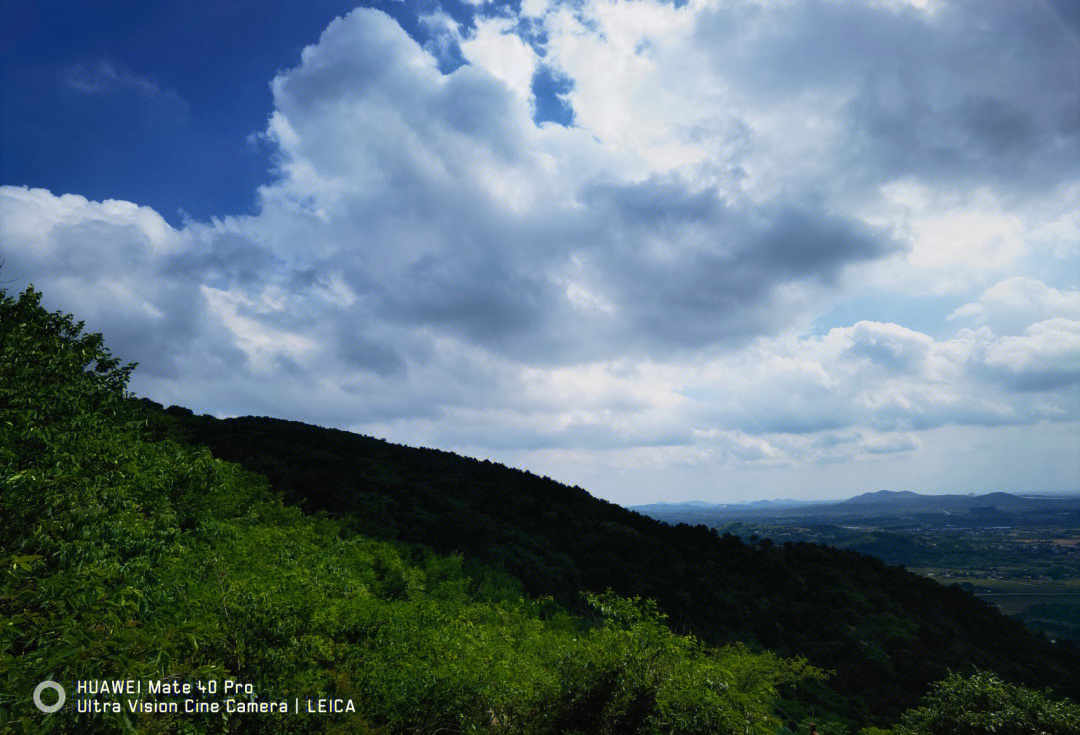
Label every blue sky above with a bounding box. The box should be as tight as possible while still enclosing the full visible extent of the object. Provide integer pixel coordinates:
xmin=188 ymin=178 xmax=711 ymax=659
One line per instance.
xmin=3 ymin=0 xmax=1079 ymax=503
xmin=1 ymin=0 xmax=569 ymax=223
xmin=2 ymin=1 xmax=437 ymax=222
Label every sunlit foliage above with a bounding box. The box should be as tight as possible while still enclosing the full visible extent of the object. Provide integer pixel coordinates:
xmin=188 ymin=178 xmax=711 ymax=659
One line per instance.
xmin=894 ymin=670 xmax=1080 ymax=735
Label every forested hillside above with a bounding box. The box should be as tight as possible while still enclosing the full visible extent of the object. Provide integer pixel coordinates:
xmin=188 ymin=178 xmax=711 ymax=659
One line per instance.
xmin=157 ymin=407 xmax=1080 ymax=727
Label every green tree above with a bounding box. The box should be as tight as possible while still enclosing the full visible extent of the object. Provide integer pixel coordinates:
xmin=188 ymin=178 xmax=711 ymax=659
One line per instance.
xmin=895 ymin=670 xmax=1080 ymax=735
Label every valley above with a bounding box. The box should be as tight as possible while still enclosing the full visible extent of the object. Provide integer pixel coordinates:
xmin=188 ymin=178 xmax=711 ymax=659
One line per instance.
xmin=633 ymin=492 xmax=1080 ymax=642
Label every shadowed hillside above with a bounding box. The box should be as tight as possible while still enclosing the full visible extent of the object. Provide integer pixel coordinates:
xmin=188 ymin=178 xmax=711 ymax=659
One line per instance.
xmin=153 ymin=407 xmax=1080 ymax=726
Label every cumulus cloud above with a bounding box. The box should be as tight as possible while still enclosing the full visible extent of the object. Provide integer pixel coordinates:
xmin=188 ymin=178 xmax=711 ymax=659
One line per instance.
xmin=3 ymin=1 xmax=1079 ymax=501
xmin=951 ymin=278 xmax=1080 ymax=334
xmin=979 ymin=320 xmax=1080 ymax=392
xmin=699 ymin=318 xmax=1079 ymax=436
xmin=242 ymin=7 xmax=899 ymax=360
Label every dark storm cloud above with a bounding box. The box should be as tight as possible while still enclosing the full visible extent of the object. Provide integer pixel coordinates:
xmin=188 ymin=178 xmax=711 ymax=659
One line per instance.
xmin=580 ymin=179 xmax=898 ymax=347
xmin=959 ymin=96 xmax=1039 ymax=157
xmin=1005 ymin=370 xmax=1080 ymax=393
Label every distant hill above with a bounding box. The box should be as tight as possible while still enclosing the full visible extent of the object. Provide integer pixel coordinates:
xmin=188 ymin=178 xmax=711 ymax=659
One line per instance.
xmin=634 ymin=489 xmax=1080 ymax=525
xmin=151 ymin=404 xmax=1080 ymax=727
xmin=843 ymin=490 xmax=923 ymax=506
xmin=746 ymin=498 xmax=821 ymax=508
xmin=841 ymin=490 xmax=1046 ymax=511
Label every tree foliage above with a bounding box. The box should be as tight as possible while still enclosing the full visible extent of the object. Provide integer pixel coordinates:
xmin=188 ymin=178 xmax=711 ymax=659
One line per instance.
xmin=894 ymin=671 xmax=1080 ymax=735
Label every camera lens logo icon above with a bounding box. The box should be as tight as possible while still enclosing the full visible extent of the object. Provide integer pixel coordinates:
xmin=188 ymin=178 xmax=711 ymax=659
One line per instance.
xmin=33 ymin=681 xmax=66 ymax=713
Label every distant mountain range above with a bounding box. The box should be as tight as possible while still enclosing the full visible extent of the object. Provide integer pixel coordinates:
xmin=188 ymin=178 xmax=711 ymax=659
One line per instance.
xmin=633 ymin=489 xmax=1078 ymax=515
xmin=633 ymin=497 xmax=822 ymax=513
xmin=840 ymin=489 xmax=1070 ymax=510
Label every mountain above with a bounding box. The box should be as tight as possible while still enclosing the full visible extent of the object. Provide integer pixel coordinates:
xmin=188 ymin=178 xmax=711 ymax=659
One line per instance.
xmin=746 ymin=498 xmax=821 ymax=508
xmin=843 ymin=490 xmax=923 ymax=506
xmin=841 ymin=490 xmax=1041 ymax=511
xmin=630 ymin=500 xmax=717 ymax=511
xmin=634 ymin=489 xmax=1080 ymax=528
xmin=150 ymin=405 xmax=1080 ymax=727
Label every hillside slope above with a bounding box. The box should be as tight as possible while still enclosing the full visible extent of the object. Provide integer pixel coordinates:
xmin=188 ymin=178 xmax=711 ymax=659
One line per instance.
xmin=157 ymin=409 xmax=1080 ymax=725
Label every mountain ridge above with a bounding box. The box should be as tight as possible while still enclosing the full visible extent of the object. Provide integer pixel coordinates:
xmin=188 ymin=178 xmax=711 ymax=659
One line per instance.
xmin=149 ymin=403 xmax=1080 ymax=727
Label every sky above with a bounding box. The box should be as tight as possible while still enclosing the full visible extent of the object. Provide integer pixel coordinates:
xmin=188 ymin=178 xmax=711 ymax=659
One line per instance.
xmin=2 ymin=0 xmax=1079 ymax=505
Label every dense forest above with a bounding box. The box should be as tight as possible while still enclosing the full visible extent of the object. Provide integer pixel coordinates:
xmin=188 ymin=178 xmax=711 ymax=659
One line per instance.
xmin=156 ymin=408 xmax=1080 ymax=727
xmin=3 ymin=284 xmax=1080 ymax=734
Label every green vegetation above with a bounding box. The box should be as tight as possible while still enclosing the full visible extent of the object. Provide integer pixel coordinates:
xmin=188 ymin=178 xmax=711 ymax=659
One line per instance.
xmin=893 ymin=671 xmax=1080 ymax=735
xmin=803 ymin=673 xmax=1080 ymax=734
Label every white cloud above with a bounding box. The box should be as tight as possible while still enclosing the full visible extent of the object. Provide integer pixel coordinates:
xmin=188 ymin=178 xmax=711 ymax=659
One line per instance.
xmin=542 ymin=0 xmax=715 ymax=174
xmin=520 ymin=0 xmax=550 ymax=19
xmin=460 ymin=17 xmax=539 ymax=104
xmin=980 ymin=319 xmax=1080 ymax=392
xmin=1028 ymin=195 xmax=1080 ymax=259
xmin=858 ymin=182 xmax=1031 ymax=295
xmin=950 ymin=278 xmax=1080 ymax=334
